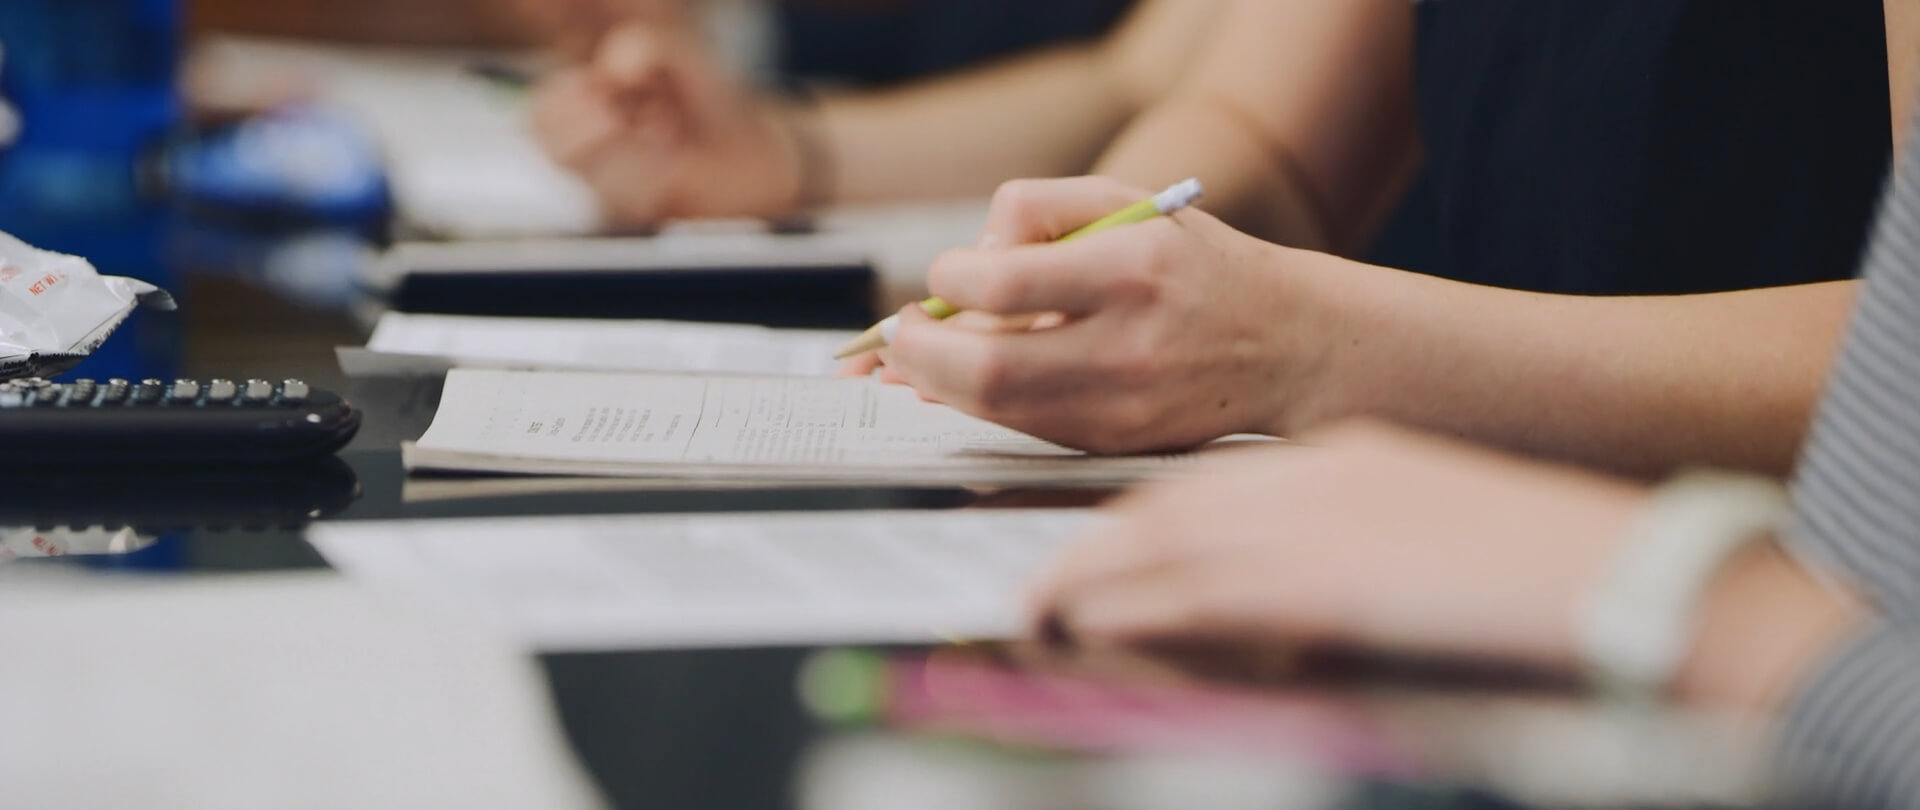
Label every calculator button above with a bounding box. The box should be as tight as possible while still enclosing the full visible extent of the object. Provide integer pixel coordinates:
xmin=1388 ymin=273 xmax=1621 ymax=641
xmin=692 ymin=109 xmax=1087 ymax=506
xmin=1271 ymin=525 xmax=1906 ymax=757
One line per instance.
xmin=18 ymin=377 xmax=50 ymax=389
xmin=280 ymin=379 xmax=310 ymax=404
xmin=206 ymin=379 xmax=237 ymax=402
xmin=67 ymin=380 xmax=97 ymax=404
xmin=100 ymin=380 xmax=131 ymax=405
xmin=242 ymin=379 xmax=275 ymax=404
xmin=132 ymin=381 xmax=165 ymax=405
xmin=33 ymin=386 xmax=62 ymax=406
xmin=0 ymin=389 xmax=25 ymax=408
xmin=169 ymin=379 xmax=201 ymax=403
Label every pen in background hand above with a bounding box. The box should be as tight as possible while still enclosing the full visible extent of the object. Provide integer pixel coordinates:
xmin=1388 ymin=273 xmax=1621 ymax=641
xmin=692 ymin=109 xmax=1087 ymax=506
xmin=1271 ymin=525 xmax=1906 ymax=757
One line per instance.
xmin=833 ymin=178 xmax=1205 ymax=360
xmin=467 ymin=61 xmax=543 ymax=92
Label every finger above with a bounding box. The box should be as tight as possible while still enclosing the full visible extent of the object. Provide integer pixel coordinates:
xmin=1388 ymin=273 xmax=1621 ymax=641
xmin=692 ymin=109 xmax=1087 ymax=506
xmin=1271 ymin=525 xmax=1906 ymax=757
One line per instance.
xmin=1024 ymin=516 xmax=1180 ymax=635
xmin=577 ymin=131 xmax=683 ymax=225
xmin=530 ymin=73 xmax=628 ymax=168
xmin=980 ymin=176 xmax=1151 ymax=247
xmin=836 ymin=353 xmax=882 ymax=378
xmin=884 ymin=304 xmax=1106 ymax=417
xmin=1043 ymin=567 xmax=1217 ymax=647
xmin=594 ymin=21 xmax=674 ymax=87
xmin=925 ymin=223 xmax=1168 ymax=317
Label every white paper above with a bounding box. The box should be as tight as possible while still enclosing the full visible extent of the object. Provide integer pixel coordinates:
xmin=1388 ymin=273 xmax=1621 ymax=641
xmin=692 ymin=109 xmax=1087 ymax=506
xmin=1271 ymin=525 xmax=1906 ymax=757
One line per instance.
xmin=339 ymin=313 xmax=855 ymax=377
xmin=0 ymin=574 xmax=604 ymax=809
xmin=406 ymin=369 xmax=1270 ymax=484
xmin=307 ymin=509 xmax=1098 ymax=651
xmin=191 ymin=36 xmax=601 ymax=237
xmin=377 ymin=228 xmax=871 ymax=281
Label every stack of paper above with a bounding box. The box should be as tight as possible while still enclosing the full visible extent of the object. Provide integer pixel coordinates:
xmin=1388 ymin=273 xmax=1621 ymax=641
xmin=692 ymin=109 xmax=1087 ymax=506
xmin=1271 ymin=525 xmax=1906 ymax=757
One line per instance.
xmin=404 ymin=369 xmax=1271 ymax=485
xmin=307 ymin=509 xmax=1097 ymax=651
xmin=338 ymin=313 xmax=855 ymax=377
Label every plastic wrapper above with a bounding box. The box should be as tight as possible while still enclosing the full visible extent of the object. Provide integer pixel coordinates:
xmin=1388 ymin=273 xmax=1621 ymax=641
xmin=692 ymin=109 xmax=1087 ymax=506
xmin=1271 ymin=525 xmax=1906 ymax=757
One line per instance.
xmin=0 ymin=526 xmax=157 ymax=564
xmin=0 ymin=230 xmax=175 ymax=380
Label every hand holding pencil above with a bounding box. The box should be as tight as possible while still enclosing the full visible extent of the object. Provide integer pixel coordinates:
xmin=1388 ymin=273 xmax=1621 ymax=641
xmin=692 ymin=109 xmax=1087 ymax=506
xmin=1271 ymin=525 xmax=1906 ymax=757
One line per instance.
xmin=834 ymin=178 xmax=1205 ymax=359
xmin=843 ymin=175 xmax=1335 ymax=456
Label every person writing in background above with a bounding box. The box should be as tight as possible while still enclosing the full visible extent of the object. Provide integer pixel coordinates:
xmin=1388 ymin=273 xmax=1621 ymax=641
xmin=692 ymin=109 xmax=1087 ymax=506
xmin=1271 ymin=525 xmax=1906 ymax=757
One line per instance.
xmin=533 ymin=1 xmax=1887 ymax=483
xmin=857 ymin=0 xmax=1887 ymax=480
xmin=526 ymin=0 xmax=1221 ymax=223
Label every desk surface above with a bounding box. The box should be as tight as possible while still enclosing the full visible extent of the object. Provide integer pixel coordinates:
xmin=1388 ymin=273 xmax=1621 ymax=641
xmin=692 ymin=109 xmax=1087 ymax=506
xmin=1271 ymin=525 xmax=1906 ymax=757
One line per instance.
xmin=3 ymin=370 xmax=1034 ymax=810
xmin=4 ymin=278 xmax=1752 ymax=810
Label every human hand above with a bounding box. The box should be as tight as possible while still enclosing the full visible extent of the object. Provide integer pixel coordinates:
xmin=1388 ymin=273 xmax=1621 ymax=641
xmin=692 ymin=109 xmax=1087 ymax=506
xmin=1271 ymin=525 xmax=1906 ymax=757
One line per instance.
xmin=530 ymin=19 xmax=806 ymax=225
xmin=1029 ymin=420 xmax=1650 ymax=670
xmin=1030 ymin=420 xmax=1868 ymax=711
xmin=836 ymin=310 xmax=1060 ymax=387
xmin=512 ymin=0 xmax=689 ymax=59
xmin=878 ymin=176 xmax=1342 ymax=454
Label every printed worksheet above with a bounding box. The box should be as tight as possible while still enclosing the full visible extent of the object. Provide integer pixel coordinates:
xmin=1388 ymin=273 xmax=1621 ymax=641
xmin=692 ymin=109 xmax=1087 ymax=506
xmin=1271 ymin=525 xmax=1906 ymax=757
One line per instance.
xmin=337 ymin=313 xmax=855 ymax=377
xmin=404 ymin=369 xmax=1270 ymax=484
xmin=306 ymin=509 xmax=1099 ymax=651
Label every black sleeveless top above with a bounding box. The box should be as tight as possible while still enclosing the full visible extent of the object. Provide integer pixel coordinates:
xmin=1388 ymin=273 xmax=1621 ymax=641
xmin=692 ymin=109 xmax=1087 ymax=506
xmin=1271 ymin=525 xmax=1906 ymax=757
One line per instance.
xmin=778 ymin=1 xmax=1134 ymax=85
xmin=1414 ymin=0 xmax=1889 ymax=294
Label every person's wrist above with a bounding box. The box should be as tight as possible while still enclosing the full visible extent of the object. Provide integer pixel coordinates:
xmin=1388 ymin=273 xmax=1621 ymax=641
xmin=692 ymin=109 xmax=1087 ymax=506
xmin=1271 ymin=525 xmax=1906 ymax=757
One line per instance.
xmin=1255 ymin=247 xmax=1369 ymax=437
xmin=1669 ymin=542 xmax=1866 ymax=714
xmin=766 ymin=96 xmax=832 ymax=214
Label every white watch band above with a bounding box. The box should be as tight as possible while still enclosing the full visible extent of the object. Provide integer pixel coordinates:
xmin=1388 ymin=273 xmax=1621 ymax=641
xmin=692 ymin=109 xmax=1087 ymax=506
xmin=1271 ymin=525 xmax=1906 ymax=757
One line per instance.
xmin=1576 ymin=471 xmax=1792 ymax=698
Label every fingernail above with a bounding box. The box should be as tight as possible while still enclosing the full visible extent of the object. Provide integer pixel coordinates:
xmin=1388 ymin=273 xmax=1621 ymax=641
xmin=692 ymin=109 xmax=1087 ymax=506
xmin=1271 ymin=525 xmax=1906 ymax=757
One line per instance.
xmin=879 ymin=314 xmax=902 ymax=346
xmin=974 ymin=233 xmax=1003 ymax=250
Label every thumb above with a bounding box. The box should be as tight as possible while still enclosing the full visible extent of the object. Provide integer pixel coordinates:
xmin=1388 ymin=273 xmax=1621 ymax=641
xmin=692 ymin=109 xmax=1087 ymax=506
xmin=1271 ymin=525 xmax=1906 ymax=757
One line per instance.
xmin=979 ymin=176 xmax=1152 ymax=247
xmin=594 ymin=21 xmax=677 ymax=88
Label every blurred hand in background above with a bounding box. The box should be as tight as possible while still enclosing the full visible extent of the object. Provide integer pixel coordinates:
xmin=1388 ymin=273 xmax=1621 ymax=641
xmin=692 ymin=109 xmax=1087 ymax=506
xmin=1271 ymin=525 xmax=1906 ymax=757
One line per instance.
xmin=529 ymin=17 xmax=807 ymax=225
xmin=510 ymin=0 xmax=692 ymax=58
xmin=529 ymin=0 xmax=1223 ymax=228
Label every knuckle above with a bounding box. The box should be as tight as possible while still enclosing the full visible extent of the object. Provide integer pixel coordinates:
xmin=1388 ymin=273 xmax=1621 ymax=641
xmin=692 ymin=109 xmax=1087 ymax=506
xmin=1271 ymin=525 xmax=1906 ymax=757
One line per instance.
xmin=1076 ymin=397 xmax=1159 ymax=455
xmin=974 ymin=264 xmax=1031 ymax=313
xmin=967 ymin=346 xmax=1020 ymax=411
xmin=990 ymin=179 xmax=1044 ymax=217
xmin=1110 ymin=397 xmax=1168 ymax=449
xmin=1139 ymin=225 xmax=1187 ymax=279
xmin=924 ymin=248 xmax=972 ymax=297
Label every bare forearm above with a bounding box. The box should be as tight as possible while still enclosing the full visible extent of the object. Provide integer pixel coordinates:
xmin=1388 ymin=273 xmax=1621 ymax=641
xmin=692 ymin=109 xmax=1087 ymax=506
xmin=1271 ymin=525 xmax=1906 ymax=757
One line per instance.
xmin=1890 ymin=0 xmax=1920 ymax=152
xmin=1092 ymin=0 xmax=1420 ymax=254
xmin=1097 ymin=95 xmax=1341 ymax=251
xmin=814 ymin=0 xmax=1221 ymax=204
xmin=1293 ymin=257 xmax=1858 ymax=477
xmin=817 ymin=45 xmax=1137 ymax=203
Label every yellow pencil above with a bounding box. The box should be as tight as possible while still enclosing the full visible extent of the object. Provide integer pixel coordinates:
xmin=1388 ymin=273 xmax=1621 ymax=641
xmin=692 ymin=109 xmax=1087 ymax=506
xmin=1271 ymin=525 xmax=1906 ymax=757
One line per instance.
xmin=832 ymin=178 xmax=1204 ymax=359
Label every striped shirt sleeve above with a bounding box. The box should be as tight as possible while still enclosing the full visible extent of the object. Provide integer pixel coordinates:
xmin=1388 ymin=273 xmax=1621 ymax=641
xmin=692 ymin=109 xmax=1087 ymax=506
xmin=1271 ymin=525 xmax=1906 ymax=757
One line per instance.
xmin=1775 ymin=622 xmax=1920 ymax=808
xmin=1785 ymin=142 xmax=1920 ymax=617
xmin=1775 ymin=117 xmax=1920 ymax=804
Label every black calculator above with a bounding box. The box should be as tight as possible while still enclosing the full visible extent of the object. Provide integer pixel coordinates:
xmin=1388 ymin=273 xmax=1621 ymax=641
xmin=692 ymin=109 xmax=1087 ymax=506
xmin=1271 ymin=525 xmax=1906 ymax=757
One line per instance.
xmin=0 ymin=377 xmax=362 ymax=465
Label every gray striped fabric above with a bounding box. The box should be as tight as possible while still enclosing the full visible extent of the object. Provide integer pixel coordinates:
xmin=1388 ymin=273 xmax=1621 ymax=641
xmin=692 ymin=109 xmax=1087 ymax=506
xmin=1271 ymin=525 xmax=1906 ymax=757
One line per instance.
xmin=1776 ymin=130 xmax=1920 ymax=806
xmin=1779 ymin=624 xmax=1920 ymax=809
xmin=1787 ymin=142 xmax=1920 ymax=614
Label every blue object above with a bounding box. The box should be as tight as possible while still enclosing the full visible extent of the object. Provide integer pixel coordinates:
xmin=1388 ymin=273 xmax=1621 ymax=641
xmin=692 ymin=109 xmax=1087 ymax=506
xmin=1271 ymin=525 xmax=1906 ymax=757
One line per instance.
xmin=0 ymin=0 xmax=182 ymax=382
xmin=159 ymin=105 xmax=391 ymax=227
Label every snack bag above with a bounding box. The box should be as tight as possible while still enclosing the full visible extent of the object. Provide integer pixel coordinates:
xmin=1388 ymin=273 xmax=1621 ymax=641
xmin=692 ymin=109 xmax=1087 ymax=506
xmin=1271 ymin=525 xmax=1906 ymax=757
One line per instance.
xmin=0 ymin=230 xmax=175 ymax=380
